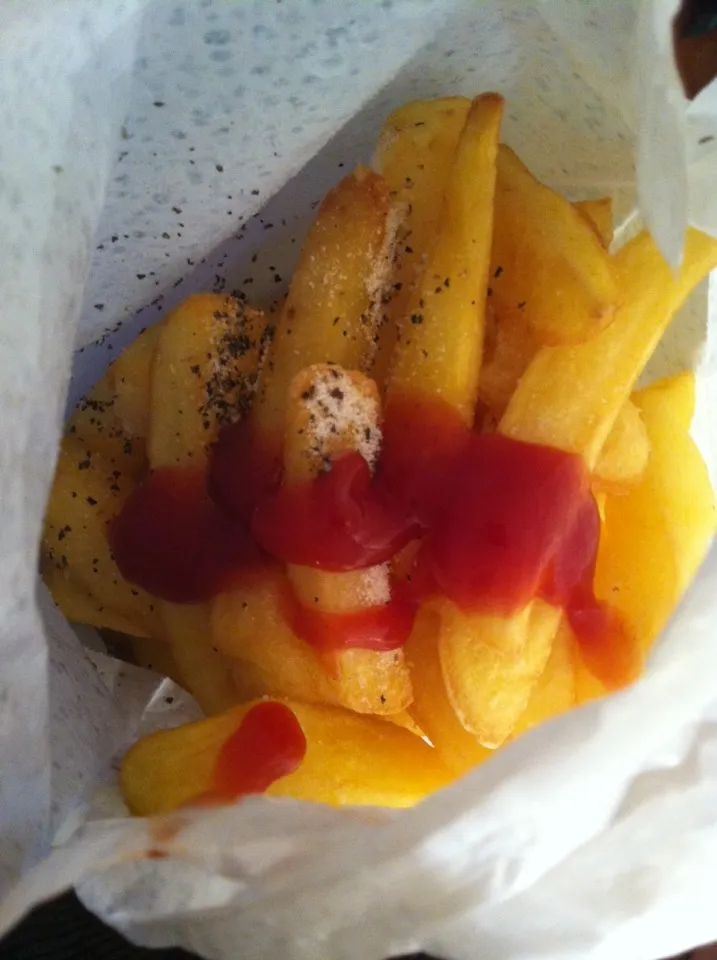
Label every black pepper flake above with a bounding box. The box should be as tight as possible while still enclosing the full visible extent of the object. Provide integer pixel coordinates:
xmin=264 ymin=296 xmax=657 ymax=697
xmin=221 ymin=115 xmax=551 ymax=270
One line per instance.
xmin=699 ymin=135 xmax=714 ymax=145
xmin=444 ymin=277 xmax=451 ymax=288
xmin=301 ymin=385 xmax=316 ymax=401
xmin=153 ymin=100 xmax=165 ymax=107
xmin=404 ymin=245 xmax=413 ymax=254
xmin=94 ymin=303 xmax=104 ymax=311
xmin=517 ymin=301 xmax=527 ymax=310
xmin=380 ymin=694 xmax=387 ymax=705
xmin=86 ymin=496 xmax=97 ymax=506
xmin=165 ymin=696 xmax=174 ymax=704
xmin=487 ymin=286 xmax=493 ymax=297
xmin=190 ymin=364 xmax=201 ymax=375
xmin=251 ymin=188 xmax=260 ymax=195
xmin=77 ymin=459 xmax=91 ymax=470
xmin=410 ymin=313 xmax=424 ymax=325
xmin=494 ymin=265 xmax=503 ymax=278
xmin=330 ymin=387 xmax=344 ymax=401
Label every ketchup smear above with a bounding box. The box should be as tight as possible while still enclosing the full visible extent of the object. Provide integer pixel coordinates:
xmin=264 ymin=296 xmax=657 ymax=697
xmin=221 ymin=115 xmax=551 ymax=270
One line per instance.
xmin=110 ymin=392 xmax=634 ymax=687
xmin=196 ymin=702 xmax=306 ymax=804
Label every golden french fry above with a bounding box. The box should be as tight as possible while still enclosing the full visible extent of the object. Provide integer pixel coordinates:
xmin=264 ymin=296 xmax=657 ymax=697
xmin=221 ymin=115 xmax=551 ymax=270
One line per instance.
xmin=574 ymin=197 xmax=614 ymax=249
xmin=512 ymin=619 xmax=577 ymax=737
xmin=252 ymin=168 xmax=396 ymax=448
xmin=149 ymin=294 xmax=266 ymax=469
xmin=121 ymin=697 xmax=452 ymax=816
xmin=440 ymin=599 xmax=561 ymax=747
xmin=405 ymin=607 xmax=491 ymax=775
xmin=43 ymin=560 xmax=153 ymax=638
xmin=215 ymin=574 xmax=341 ymax=703
xmin=283 ymin=364 xmax=412 ymax=714
xmin=484 ymin=230 xmax=717 ymax=714
xmin=501 ymin=228 xmax=717 ymax=469
xmin=578 ymin=372 xmax=716 ymax=703
xmin=478 ymin=304 xmax=540 ymax=415
xmin=109 ymin=324 xmax=161 ymax=439
xmin=213 ymin=365 xmax=412 ymax=717
xmin=43 ymin=435 xmax=161 ymax=635
xmin=593 ymin=399 xmax=650 ymax=494
xmin=491 ymin=147 xmax=618 ymax=346
xmin=387 ymin=93 xmax=504 ymax=422
xmin=145 ymin=296 xmax=268 ymax=713
xmin=372 ymin=96 xmax=472 ymax=388
xmin=214 ymin=573 xmax=413 ymax=716
xmin=67 ymin=376 xmax=147 ymax=480
xmin=160 ymin=603 xmax=251 ymax=715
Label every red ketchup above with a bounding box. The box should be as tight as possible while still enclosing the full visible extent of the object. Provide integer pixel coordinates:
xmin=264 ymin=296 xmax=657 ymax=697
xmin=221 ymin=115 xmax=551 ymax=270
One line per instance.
xmin=283 ymin=588 xmax=416 ymax=652
xmin=109 ymin=467 xmax=266 ymax=604
xmin=110 ymin=392 xmax=632 ymax=686
xmin=252 ymin=451 xmax=417 ymax=571
xmin=208 ymin=702 xmax=306 ymax=802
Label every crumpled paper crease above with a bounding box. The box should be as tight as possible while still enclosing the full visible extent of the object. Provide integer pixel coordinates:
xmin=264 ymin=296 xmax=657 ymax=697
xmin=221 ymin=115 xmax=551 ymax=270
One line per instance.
xmin=2 ymin=1 xmax=717 ymax=958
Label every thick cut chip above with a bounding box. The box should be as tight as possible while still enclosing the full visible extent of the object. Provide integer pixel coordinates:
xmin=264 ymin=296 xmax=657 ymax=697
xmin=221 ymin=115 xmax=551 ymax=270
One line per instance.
xmin=593 ymin=399 xmax=650 ymax=494
xmin=439 ymin=599 xmax=561 ymax=747
xmin=478 ymin=304 xmax=540 ymax=415
xmin=149 ymin=294 xmax=266 ymax=469
xmin=252 ymin=168 xmax=396 ymax=450
xmin=109 ymin=324 xmax=161 ymax=439
xmin=579 ymin=372 xmax=716 ymax=702
xmin=282 ymin=365 xmax=412 ymax=715
xmin=387 ymin=93 xmax=504 ymax=423
xmin=574 ymin=197 xmax=614 ymax=249
xmin=213 ymin=574 xmax=411 ymax=715
xmin=67 ymin=376 xmax=147 ymax=480
xmin=43 ymin=561 xmax=153 ymax=638
xmin=160 ymin=603 xmax=252 ymax=715
xmin=121 ymin=697 xmax=452 ymax=816
xmin=215 ymin=575 xmax=338 ymax=704
xmin=405 ymin=607 xmax=491 ymax=775
xmin=501 ymin=228 xmax=717 ymax=469
xmin=512 ymin=620 xmax=577 ymax=736
xmin=491 ymin=147 xmax=618 ymax=346
xmin=372 ymin=96 xmax=472 ymax=388
xmin=43 ymin=435 xmax=161 ymax=636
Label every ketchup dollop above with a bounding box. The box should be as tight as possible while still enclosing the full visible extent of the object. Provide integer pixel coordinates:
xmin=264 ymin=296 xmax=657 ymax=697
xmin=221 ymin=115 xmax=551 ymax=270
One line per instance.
xmin=110 ymin=467 xmax=265 ymax=604
xmin=210 ymin=702 xmax=306 ymax=800
xmin=110 ymin=392 xmax=630 ymax=685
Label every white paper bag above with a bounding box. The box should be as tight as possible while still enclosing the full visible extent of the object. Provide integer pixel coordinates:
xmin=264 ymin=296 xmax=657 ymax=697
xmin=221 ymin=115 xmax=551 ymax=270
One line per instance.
xmin=3 ymin=2 xmax=717 ymax=958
